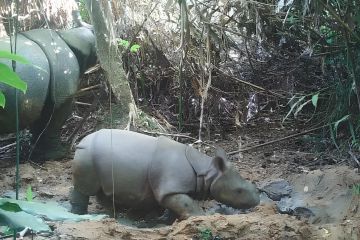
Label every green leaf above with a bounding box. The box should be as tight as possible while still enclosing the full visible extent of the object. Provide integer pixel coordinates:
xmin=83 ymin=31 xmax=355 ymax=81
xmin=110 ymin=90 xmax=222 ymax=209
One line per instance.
xmin=0 ymin=63 xmax=27 ymax=93
xmin=117 ymin=39 xmax=130 ymax=48
xmin=311 ymin=93 xmax=319 ymax=108
xmin=0 ymin=51 xmax=30 ymax=64
xmin=294 ymin=99 xmax=311 ymax=117
xmin=0 ymin=198 xmax=106 ymax=222
xmin=329 ymin=125 xmax=339 ymax=149
xmin=333 ymin=114 xmax=350 ymax=138
xmin=0 ymin=209 xmax=51 ymax=233
xmin=0 ymin=202 xmax=22 ymax=212
xmin=26 ymin=185 xmax=33 ymax=202
xmin=0 ymin=91 xmax=5 ymax=108
xmin=130 ymin=44 xmax=141 ymax=53
xmin=283 ymin=95 xmax=305 ymax=122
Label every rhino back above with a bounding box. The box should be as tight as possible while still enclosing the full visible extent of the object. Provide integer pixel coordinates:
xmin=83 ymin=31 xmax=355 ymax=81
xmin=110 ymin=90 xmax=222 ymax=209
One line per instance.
xmin=91 ymin=129 xmax=157 ymax=206
xmin=21 ymin=29 xmax=80 ymax=108
xmin=0 ymin=34 xmax=50 ymax=133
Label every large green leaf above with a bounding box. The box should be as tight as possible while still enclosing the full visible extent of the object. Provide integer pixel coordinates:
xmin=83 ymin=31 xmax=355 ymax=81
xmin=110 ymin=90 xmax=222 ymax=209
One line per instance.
xmin=0 ymin=209 xmax=51 ymax=233
xmin=0 ymin=198 xmax=107 ymax=235
xmin=0 ymin=202 xmax=22 ymax=212
xmin=0 ymin=63 xmax=27 ymax=93
xmin=0 ymin=198 xmax=106 ymax=222
xmin=0 ymin=51 xmax=30 ymax=65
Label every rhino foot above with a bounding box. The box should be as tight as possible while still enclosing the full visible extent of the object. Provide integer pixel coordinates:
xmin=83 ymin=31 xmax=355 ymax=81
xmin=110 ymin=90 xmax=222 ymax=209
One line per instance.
xmin=70 ymin=187 xmax=89 ymax=214
xmin=162 ymin=194 xmax=204 ymax=220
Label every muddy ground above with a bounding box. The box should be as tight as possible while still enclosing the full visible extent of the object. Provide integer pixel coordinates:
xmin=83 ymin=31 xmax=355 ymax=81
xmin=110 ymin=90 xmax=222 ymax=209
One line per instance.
xmin=1 ymin=119 xmax=360 ymax=239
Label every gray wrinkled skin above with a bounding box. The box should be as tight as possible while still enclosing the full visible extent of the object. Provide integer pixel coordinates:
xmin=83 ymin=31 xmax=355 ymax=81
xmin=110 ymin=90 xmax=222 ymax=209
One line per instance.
xmin=0 ymin=26 xmax=96 ymax=133
xmin=71 ymin=129 xmax=260 ymax=220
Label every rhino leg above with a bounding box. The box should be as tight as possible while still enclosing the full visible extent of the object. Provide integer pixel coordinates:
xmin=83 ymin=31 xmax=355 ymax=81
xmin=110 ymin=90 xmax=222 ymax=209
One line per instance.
xmin=31 ymin=98 xmax=73 ymax=161
xmin=162 ymin=194 xmax=204 ymax=220
xmin=70 ymin=187 xmax=90 ymax=214
xmin=70 ymin=142 xmax=101 ymax=214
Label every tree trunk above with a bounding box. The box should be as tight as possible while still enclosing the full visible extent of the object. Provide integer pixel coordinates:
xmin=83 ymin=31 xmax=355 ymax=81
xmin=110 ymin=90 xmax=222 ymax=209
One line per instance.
xmin=84 ymin=0 xmax=136 ymax=128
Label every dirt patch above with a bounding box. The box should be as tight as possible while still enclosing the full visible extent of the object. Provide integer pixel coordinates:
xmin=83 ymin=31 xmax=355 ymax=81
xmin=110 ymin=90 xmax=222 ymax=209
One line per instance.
xmin=0 ymin=150 xmax=359 ymax=239
xmin=1 ymin=117 xmax=359 ymax=239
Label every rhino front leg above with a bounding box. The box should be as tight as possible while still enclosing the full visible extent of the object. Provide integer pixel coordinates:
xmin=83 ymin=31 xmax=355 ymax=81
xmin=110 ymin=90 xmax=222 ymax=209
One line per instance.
xmin=162 ymin=194 xmax=204 ymax=220
xmin=70 ymin=187 xmax=90 ymax=214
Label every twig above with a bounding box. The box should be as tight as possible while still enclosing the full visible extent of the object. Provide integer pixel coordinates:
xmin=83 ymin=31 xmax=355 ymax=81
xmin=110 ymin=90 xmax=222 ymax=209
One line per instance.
xmin=0 ymin=142 xmax=16 ymax=151
xmin=139 ymin=130 xmax=196 ymax=140
xmin=75 ymin=101 xmax=92 ymax=106
xmin=228 ymin=125 xmax=327 ymax=155
xmin=84 ymin=64 xmax=101 ymax=74
xmin=138 ymin=130 xmax=217 ymax=149
xmin=29 ymin=160 xmax=47 ymax=170
xmin=67 ymin=99 xmax=99 ymax=144
xmin=213 ymin=65 xmax=286 ymax=99
xmin=348 ymin=150 xmax=360 ymax=167
xmin=73 ymin=84 xmax=102 ymax=97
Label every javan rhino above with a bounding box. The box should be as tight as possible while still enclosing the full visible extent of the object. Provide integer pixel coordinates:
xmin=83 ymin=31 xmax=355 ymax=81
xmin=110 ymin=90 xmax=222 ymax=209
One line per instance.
xmin=0 ymin=13 xmax=97 ymax=160
xmin=70 ymin=129 xmax=260 ymax=220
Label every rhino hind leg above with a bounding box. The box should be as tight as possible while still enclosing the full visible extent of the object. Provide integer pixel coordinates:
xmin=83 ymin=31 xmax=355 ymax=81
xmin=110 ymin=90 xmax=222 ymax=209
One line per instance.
xmin=162 ymin=194 xmax=204 ymax=220
xmin=30 ymin=98 xmax=73 ymax=161
xmin=70 ymin=142 xmax=101 ymax=214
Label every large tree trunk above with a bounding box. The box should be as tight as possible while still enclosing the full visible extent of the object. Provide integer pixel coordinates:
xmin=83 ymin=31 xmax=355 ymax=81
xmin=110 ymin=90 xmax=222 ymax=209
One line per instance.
xmin=84 ymin=0 xmax=136 ymax=128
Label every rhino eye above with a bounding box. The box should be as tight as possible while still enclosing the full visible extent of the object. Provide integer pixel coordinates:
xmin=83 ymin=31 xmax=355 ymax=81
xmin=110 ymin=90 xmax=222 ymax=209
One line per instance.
xmin=237 ymin=189 xmax=243 ymax=194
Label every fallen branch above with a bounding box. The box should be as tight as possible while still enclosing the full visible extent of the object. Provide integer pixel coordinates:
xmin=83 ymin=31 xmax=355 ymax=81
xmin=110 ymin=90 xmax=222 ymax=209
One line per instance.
xmin=228 ymin=125 xmax=327 ymax=155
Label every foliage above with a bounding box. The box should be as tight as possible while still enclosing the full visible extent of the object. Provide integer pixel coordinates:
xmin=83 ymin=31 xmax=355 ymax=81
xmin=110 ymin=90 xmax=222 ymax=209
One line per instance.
xmin=199 ymin=228 xmax=213 ymax=240
xmin=78 ymin=0 xmax=91 ymax=23
xmin=0 ymin=51 xmax=29 ymax=108
xmin=283 ymin=93 xmax=319 ymax=122
xmin=271 ymin=0 xmax=360 ymax=147
xmin=117 ymin=38 xmax=141 ymax=53
xmin=26 ymin=185 xmax=33 ymax=202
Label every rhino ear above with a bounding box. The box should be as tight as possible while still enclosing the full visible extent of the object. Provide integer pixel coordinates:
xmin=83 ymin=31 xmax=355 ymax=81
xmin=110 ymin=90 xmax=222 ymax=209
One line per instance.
xmin=212 ymin=148 xmax=229 ymax=173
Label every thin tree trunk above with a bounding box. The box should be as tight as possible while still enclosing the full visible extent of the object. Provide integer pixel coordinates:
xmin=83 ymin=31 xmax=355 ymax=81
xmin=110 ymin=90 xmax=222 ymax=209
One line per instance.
xmin=85 ymin=0 xmax=136 ymax=128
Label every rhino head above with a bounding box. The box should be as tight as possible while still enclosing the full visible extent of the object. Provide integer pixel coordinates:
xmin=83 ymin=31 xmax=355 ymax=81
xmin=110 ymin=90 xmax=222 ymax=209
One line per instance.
xmin=58 ymin=10 xmax=97 ymax=74
xmin=209 ymin=149 xmax=260 ymax=209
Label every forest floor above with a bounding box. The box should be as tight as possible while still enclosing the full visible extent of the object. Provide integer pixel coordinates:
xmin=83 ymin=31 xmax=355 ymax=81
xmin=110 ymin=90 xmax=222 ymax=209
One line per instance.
xmin=0 ymin=111 xmax=359 ymax=240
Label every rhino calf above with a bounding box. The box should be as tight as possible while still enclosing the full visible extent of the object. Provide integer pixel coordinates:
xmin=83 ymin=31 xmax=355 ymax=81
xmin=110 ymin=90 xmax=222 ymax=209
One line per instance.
xmin=70 ymin=129 xmax=260 ymax=220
